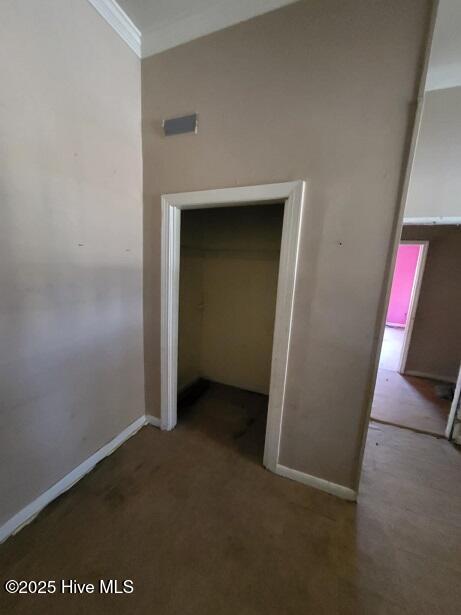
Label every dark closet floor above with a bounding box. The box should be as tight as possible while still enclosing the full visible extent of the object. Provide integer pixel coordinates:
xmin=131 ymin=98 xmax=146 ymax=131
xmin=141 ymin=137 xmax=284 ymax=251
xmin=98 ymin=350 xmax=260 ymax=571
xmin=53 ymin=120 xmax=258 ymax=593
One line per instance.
xmin=1 ymin=383 xmax=461 ymax=615
xmin=178 ymin=382 xmax=269 ymax=464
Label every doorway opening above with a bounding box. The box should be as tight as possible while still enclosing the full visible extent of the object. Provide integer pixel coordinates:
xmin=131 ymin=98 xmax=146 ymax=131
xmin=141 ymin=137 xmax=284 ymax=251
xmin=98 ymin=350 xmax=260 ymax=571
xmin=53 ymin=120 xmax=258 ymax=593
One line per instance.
xmin=380 ymin=241 xmax=427 ymax=375
xmin=160 ymin=182 xmax=306 ymax=473
xmin=177 ymin=204 xmax=284 ymax=463
xmin=371 ymin=229 xmax=458 ymax=436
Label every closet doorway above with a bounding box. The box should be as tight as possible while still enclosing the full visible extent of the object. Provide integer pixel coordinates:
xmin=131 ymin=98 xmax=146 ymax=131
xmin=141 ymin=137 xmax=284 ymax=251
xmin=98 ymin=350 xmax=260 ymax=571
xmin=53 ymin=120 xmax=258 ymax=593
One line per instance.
xmin=160 ymin=182 xmax=305 ymax=472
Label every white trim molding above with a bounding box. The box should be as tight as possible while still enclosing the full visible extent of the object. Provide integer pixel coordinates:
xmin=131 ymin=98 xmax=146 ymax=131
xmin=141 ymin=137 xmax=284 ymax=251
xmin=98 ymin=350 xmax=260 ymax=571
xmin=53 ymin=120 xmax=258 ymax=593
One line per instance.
xmin=0 ymin=415 xmax=151 ymax=544
xmin=145 ymin=414 xmax=161 ymax=428
xmin=403 ymin=216 xmax=461 ymax=226
xmin=398 ymin=241 xmax=429 ymax=374
xmin=161 ymin=181 xmax=306 ymax=475
xmin=276 ymin=465 xmax=357 ymax=501
xmin=446 ymin=363 xmax=461 ymax=441
xmin=87 ymin=0 xmax=141 ymax=56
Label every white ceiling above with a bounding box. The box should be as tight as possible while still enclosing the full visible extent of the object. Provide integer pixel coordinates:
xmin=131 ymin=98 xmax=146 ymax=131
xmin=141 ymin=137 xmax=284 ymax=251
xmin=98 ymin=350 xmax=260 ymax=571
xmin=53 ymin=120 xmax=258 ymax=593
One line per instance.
xmin=426 ymin=0 xmax=461 ymax=91
xmin=113 ymin=0 xmax=461 ymax=90
xmin=116 ymin=0 xmax=298 ymax=57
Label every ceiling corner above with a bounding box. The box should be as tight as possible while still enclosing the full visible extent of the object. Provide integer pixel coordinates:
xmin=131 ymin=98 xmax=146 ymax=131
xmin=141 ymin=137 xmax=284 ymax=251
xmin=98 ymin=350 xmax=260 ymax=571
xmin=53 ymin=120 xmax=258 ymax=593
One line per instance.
xmin=87 ymin=0 xmax=142 ymax=57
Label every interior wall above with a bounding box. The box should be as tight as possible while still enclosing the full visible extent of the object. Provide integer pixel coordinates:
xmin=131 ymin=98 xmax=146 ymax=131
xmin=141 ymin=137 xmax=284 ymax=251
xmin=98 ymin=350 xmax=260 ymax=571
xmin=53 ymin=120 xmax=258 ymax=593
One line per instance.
xmin=405 ymin=86 xmax=461 ymax=220
xmin=178 ymin=213 xmax=205 ymax=390
xmin=142 ymin=0 xmax=433 ymax=490
xmin=0 ymin=1 xmax=144 ymax=528
xmin=386 ymin=244 xmax=421 ymax=327
xmin=401 ymin=225 xmax=461 ymax=382
xmin=179 ymin=205 xmax=284 ymax=395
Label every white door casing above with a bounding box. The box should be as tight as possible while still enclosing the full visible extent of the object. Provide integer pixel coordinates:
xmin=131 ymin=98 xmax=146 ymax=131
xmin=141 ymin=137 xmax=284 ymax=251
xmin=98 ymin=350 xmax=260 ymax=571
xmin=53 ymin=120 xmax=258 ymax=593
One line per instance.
xmin=160 ymin=181 xmax=306 ymax=472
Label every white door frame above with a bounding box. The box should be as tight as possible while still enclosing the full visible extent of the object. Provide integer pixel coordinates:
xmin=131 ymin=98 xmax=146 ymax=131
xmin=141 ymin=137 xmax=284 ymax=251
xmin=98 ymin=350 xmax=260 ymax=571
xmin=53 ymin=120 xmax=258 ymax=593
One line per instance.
xmin=160 ymin=181 xmax=306 ymax=472
xmin=397 ymin=240 xmax=429 ymax=374
xmin=446 ymin=362 xmax=461 ymax=441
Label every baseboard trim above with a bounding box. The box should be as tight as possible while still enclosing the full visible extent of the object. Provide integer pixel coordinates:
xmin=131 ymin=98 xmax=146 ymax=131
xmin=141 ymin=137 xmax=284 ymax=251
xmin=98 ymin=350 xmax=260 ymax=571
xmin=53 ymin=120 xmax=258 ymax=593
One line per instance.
xmin=275 ymin=464 xmax=357 ymax=501
xmin=145 ymin=414 xmax=161 ymax=428
xmin=0 ymin=415 xmax=146 ymax=544
xmin=1 ymin=415 xmax=355 ymax=543
xmin=403 ymin=216 xmax=461 ymax=226
xmin=404 ymin=370 xmax=456 ymax=384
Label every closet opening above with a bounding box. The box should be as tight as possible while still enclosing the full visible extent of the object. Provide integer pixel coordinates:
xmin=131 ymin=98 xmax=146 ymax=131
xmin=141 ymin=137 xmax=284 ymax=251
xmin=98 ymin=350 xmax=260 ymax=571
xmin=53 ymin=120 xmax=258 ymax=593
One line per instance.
xmin=177 ymin=203 xmax=284 ymax=463
xmin=160 ymin=182 xmax=306 ymax=472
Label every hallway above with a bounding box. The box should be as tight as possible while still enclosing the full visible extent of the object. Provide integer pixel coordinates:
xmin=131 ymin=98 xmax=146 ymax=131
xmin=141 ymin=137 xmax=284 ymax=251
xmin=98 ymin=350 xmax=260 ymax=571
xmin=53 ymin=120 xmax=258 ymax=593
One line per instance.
xmin=371 ymin=327 xmax=450 ymax=435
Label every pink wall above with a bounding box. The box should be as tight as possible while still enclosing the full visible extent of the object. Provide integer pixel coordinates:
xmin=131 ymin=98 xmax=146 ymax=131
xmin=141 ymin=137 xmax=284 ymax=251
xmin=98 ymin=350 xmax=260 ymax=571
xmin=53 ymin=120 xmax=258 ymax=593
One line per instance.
xmin=386 ymin=244 xmax=420 ymax=326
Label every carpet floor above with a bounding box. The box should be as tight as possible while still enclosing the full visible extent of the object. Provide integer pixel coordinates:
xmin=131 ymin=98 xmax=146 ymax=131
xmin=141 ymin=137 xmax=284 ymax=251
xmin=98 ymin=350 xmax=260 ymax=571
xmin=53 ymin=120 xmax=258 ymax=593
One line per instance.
xmin=1 ymin=383 xmax=461 ymax=614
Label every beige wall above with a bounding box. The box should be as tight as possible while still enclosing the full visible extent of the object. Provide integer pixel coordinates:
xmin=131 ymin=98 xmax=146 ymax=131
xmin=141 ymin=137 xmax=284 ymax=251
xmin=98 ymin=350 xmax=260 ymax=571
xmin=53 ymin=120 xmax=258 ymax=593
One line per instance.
xmin=0 ymin=1 xmax=144 ymax=526
xmin=178 ymin=254 xmax=204 ymax=388
xmin=179 ymin=205 xmax=283 ymax=394
xmin=143 ymin=0 xmax=433 ymax=490
xmin=402 ymin=226 xmax=461 ymax=382
xmin=405 ymin=86 xmax=461 ymax=220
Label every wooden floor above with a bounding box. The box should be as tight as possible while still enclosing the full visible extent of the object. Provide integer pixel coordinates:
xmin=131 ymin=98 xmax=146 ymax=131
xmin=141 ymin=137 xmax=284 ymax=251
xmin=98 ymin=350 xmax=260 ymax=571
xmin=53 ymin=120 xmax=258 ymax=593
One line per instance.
xmin=371 ymin=327 xmax=450 ymax=435
xmin=378 ymin=326 xmax=405 ymax=372
xmin=1 ymin=383 xmax=461 ymax=614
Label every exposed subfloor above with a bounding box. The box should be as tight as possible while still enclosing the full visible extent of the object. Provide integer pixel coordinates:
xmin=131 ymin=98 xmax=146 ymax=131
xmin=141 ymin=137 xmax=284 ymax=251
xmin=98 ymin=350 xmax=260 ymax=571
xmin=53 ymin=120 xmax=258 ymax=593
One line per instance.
xmin=372 ymin=326 xmax=450 ymax=435
xmin=1 ymin=383 xmax=461 ymax=615
xmin=378 ymin=325 xmax=405 ymax=372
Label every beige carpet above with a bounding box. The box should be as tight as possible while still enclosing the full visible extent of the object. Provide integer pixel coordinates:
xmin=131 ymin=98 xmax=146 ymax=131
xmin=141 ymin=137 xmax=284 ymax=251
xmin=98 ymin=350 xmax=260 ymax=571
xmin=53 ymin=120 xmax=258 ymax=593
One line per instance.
xmin=1 ymin=383 xmax=461 ymax=614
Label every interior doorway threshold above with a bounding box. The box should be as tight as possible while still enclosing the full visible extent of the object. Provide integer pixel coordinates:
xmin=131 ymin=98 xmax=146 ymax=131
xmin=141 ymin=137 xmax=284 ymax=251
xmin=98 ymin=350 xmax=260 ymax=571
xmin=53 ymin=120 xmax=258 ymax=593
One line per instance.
xmin=370 ymin=417 xmax=445 ymax=439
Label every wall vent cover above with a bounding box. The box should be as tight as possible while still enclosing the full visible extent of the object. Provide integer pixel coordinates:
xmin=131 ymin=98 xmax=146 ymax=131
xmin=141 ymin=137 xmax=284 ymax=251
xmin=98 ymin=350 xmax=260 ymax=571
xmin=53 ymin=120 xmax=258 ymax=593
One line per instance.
xmin=163 ymin=114 xmax=198 ymax=136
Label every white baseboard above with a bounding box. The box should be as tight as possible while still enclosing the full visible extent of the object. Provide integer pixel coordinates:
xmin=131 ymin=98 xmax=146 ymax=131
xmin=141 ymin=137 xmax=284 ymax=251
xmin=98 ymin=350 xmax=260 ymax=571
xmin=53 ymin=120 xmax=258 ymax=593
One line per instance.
xmin=403 ymin=216 xmax=461 ymax=226
xmin=145 ymin=414 xmax=161 ymax=428
xmin=404 ymin=370 xmax=456 ymax=384
xmin=0 ymin=414 xmax=354 ymax=543
xmin=0 ymin=415 xmax=146 ymax=544
xmin=276 ymin=464 xmax=357 ymax=501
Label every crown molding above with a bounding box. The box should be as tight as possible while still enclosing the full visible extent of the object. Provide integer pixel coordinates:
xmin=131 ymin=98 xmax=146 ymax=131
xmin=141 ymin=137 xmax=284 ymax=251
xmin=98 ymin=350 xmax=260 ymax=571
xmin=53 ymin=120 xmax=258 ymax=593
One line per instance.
xmin=141 ymin=0 xmax=297 ymax=58
xmin=87 ymin=0 xmax=141 ymax=57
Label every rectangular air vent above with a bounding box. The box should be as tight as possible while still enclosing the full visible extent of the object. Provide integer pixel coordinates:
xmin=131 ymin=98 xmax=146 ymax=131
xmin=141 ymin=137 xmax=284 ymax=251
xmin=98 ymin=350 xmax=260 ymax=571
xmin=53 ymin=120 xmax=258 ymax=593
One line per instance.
xmin=163 ymin=114 xmax=198 ymax=136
